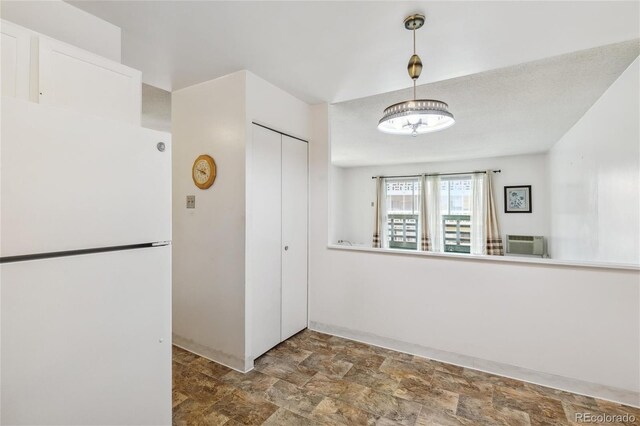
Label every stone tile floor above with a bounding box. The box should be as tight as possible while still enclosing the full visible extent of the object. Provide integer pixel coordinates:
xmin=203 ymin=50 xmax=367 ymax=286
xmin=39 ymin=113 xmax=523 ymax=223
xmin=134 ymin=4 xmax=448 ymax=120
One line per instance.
xmin=173 ymin=329 xmax=639 ymax=425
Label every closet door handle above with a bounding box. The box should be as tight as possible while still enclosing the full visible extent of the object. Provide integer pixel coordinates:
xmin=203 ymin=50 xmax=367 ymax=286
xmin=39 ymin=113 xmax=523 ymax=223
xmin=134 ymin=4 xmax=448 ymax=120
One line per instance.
xmin=284 ymin=246 xmax=289 ymax=251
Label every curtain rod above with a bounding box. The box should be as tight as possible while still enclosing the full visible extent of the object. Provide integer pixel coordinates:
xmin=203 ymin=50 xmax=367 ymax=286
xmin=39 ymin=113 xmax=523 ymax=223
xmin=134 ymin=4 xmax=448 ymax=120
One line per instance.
xmin=371 ymin=170 xmax=501 ymax=179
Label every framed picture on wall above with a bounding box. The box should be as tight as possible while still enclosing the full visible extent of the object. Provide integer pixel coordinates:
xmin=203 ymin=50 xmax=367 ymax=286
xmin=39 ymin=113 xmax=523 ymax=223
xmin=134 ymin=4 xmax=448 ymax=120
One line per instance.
xmin=504 ymin=185 xmax=532 ymax=213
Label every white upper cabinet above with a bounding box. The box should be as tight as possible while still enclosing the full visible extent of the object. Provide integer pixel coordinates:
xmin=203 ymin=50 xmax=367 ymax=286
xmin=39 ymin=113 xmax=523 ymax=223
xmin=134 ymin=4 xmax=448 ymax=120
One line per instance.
xmin=38 ymin=36 xmax=141 ymax=124
xmin=0 ymin=20 xmax=32 ymax=100
xmin=1 ymin=19 xmax=142 ymax=124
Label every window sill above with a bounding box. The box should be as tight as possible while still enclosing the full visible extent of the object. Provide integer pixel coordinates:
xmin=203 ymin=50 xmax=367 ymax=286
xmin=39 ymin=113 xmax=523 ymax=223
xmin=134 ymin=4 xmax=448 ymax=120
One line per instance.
xmin=326 ymin=244 xmax=640 ymax=271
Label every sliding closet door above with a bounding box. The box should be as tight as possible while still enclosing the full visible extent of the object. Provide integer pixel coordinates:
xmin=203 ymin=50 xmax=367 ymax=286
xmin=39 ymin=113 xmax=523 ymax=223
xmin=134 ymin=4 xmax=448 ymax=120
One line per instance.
xmin=251 ymin=125 xmax=282 ymax=357
xmin=281 ymin=135 xmax=308 ymax=340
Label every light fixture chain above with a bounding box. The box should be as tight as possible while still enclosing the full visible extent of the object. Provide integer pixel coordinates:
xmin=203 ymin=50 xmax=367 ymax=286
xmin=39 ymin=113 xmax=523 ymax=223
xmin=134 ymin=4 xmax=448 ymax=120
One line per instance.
xmin=413 ymin=27 xmax=416 ymax=55
xmin=413 ymin=27 xmax=417 ymax=100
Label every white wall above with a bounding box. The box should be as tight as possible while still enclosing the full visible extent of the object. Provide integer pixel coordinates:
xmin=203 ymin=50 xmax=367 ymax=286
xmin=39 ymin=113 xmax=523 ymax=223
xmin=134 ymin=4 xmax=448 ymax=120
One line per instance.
xmin=142 ymin=83 xmax=171 ymax=133
xmin=0 ymin=0 xmax=121 ymax=62
xmin=173 ymin=70 xmax=312 ymax=370
xmin=335 ymin=154 xmax=549 ymax=248
xmin=309 ymin=103 xmax=640 ymax=404
xmin=172 ymin=72 xmax=247 ymax=370
xmin=549 ymin=58 xmax=639 ymax=265
xmin=245 ymin=71 xmax=311 ymax=141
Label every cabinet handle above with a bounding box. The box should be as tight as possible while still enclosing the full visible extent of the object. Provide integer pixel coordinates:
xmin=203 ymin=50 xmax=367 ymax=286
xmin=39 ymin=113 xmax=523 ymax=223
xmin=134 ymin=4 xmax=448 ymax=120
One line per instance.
xmin=284 ymin=246 xmax=289 ymax=251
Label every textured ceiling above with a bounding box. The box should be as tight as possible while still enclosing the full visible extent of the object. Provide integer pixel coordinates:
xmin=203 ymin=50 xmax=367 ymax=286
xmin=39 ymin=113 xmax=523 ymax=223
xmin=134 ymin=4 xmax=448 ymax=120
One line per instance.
xmin=67 ymin=1 xmax=640 ymax=104
xmin=330 ymin=40 xmax=640 ymax=167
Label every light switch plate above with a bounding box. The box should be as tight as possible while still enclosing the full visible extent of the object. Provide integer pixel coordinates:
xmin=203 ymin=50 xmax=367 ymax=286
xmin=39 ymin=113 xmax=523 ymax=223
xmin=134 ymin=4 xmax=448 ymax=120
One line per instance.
xmin=186 ymin=195 xmax=195 ymax=209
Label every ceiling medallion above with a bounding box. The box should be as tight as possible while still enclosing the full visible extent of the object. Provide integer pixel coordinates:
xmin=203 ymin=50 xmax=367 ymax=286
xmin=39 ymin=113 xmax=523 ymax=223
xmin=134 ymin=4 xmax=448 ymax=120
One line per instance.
xmin=378 ymin=14 xmax=455 ymax=136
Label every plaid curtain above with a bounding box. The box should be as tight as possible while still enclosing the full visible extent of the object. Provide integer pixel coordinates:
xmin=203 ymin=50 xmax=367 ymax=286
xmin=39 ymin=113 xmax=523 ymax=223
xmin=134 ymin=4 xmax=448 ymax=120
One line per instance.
xmin=372 ymin=177 xmax=383 ymax=248
xmin=419 ymin=174 xmax=431 ymax=251
xmin=485 ymin=172 xmax=504 ymax=255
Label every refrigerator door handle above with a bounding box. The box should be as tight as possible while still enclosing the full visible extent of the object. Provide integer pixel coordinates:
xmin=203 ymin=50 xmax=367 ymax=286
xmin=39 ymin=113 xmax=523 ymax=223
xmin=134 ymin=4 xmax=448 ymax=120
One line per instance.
xmin=0 ymin=243 xmax=159 ymax=264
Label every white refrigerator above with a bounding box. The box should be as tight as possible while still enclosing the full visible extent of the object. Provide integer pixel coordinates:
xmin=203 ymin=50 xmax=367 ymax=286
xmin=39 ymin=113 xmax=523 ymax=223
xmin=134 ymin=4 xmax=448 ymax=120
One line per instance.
xmin=1 ymin=98 xmax=172 ymax=425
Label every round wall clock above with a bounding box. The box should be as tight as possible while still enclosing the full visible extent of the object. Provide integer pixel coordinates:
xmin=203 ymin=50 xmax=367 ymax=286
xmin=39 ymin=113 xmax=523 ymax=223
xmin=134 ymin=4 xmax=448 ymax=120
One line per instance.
xmin=192 ymin=154 xmax=217 ymax=189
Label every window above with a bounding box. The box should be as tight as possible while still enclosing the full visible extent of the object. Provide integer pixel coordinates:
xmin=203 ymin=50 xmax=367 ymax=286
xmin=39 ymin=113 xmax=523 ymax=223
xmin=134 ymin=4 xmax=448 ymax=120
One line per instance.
xmin=381 ymin=175 xmax=477 ymax=253
xmin=440 ymin=176 xmax=472 ymax=253
xmin=385 ymin=179 xmax=420 ymax=250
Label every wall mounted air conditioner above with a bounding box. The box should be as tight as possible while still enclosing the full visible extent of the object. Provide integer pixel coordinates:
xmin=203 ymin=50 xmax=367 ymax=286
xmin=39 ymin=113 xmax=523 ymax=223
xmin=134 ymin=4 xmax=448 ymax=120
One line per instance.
xmin=506 ymin=235 xmax=546 ymax=257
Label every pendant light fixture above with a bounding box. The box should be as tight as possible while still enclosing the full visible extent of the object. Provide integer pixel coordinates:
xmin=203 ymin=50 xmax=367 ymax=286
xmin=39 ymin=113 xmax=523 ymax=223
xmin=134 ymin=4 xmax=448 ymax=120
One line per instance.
xmin=378 ymin=14 xmax=455 ymax=136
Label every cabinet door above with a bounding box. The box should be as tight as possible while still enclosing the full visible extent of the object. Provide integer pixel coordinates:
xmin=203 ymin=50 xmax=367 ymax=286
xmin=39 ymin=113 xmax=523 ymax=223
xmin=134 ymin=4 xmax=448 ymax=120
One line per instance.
xmin=1 ymin=20 xmax=31 ymax=100
xmin=281 ymin=135 xmax=308 ymax=340
xmin=250 ymin=125 xmax=282 ymax=357
xmin=38 ymin=36 xmax=141 ymax=124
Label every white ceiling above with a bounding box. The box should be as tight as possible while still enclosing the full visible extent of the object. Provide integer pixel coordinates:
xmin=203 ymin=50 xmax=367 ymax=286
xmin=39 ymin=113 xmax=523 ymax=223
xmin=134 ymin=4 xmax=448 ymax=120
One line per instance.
xmin=331 ymin=40 xmax=639 ymax=167
xmin=68 ymin=1 xmax=639 ymax=104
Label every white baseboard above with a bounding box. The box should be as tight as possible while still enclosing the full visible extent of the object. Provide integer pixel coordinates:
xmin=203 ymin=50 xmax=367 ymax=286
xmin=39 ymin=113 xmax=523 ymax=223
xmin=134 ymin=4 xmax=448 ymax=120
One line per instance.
xmin=309 ymin=321 xmax=639 ymax=408
xmin=172 ymin=333 xmax=253 ymax=373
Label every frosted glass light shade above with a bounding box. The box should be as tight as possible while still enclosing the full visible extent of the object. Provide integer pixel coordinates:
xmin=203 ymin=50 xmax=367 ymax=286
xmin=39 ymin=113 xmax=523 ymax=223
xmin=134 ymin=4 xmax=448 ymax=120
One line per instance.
xmin=378 ymin=99 xmax=455 ymax=136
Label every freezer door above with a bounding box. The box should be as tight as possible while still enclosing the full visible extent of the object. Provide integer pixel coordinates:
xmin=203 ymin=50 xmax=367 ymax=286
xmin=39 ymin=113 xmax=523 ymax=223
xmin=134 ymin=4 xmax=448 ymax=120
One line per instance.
xmin=1 ymin=245 xmax=171 ymax=425
xmin=0 ymin=98 xmax=171 ymax=258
